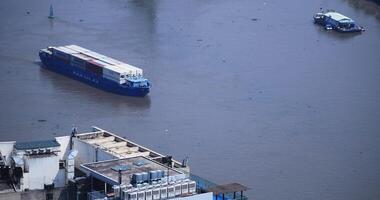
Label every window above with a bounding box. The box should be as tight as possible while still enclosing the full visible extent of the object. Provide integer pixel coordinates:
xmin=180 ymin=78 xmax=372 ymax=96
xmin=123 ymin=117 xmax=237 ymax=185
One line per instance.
xmin=59 ymin=160 xmax=66 ymax=169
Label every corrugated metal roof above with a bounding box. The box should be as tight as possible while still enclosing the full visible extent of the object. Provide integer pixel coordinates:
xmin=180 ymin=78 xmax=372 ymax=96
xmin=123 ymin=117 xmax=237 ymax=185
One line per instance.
xmin=14 ymin=139 xmax=60 ymax=150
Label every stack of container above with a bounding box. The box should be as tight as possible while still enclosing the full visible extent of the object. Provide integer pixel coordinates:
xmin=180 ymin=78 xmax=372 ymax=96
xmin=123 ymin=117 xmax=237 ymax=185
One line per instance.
xmin=51 ymin=45 xmax=145 ymax=84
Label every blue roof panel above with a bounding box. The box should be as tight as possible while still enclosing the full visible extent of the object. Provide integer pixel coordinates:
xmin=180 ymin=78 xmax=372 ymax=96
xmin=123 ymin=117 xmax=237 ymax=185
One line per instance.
xmin=14 ymin=139 xmax=60 ymax=150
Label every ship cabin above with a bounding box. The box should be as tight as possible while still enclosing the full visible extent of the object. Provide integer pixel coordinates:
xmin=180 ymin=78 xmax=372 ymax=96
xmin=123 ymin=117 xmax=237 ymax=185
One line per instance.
xmin=323 ymin=12 xmax=356 ymax=29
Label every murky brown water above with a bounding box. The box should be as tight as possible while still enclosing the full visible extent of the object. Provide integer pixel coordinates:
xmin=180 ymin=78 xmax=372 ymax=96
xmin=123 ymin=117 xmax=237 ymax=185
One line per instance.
xmin=0 ymin=0 xmax=380 ymax=199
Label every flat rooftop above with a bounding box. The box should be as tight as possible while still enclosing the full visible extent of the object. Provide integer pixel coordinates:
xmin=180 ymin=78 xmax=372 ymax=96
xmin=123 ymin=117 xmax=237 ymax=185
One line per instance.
xmin=75 ymin=127 xmax=189 ymax=173
xmin=76 ymin=131 xmax=160 ymax=159
xmin=81 ymin=156 xmax=182 ymax=186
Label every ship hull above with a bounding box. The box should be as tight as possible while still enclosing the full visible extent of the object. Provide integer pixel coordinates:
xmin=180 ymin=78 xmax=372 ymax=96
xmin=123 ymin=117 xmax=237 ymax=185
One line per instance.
xmin=39 ymin=52 xmax=149 ymax=97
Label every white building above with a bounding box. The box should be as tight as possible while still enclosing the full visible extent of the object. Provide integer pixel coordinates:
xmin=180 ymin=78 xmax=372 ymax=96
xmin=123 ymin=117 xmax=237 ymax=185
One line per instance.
xmin=0 ymin=136 xmax=70 ymax=191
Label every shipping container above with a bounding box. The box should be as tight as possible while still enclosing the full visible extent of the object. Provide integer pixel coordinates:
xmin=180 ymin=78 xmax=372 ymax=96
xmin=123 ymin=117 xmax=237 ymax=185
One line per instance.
xmin=102 ymin=65 xmax=128 ymax=84
xmin=70 ymin=55 xmax=86 ymax=70
xmin=86 ymin=60 xmax=103 ymax=76
xmin=65 ymin=45 xmax=91 ymax=53
xmin=64 ymin=45 xmax=144 ymax=77
xmin=52 ymin=48 xmax=70 ymax=64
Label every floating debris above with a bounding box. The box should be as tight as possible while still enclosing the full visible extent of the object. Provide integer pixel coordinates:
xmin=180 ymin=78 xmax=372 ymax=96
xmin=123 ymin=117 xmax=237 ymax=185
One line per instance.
xmin=38 ymin=119 xmax=47 ymax=122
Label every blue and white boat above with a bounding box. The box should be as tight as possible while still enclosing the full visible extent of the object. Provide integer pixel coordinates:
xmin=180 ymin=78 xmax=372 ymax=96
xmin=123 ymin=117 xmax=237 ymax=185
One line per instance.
xmin=313 ymin=10 xmax=365 ymax=33
xmin=39 ymin=45 xmax=150 ymax=97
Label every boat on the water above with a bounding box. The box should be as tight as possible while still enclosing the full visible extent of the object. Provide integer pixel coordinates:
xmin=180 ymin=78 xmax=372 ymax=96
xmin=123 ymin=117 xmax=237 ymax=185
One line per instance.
xmin=39 ymin=45 xmax=151 ymax=97
xmin=313 ymin=10 xmax=365 ymax=33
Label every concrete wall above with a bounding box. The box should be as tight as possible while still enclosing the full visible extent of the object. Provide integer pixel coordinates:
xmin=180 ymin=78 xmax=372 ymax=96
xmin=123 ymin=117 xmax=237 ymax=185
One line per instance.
xmin=55 ymin=136 xmax=70 ymax=160
xmin=54 ymin=169 xmax=66 ymax=188
xmin=73 ymin=138 xmax=116 ymax=168
xmin=24 ymin=155 xmax=59 ymax=190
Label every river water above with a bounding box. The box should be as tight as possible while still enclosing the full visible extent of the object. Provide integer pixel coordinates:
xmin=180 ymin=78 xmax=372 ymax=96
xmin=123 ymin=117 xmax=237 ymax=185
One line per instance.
xmin=0 ymin=0 xmax=379 ymax=199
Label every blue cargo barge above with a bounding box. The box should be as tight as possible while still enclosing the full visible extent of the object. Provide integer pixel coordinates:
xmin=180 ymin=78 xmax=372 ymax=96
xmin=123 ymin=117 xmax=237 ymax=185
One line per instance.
xmin=313 ymin=10 xmax=365 ymax=33
xmin=39 ymin=45 xmax=150 ymax=97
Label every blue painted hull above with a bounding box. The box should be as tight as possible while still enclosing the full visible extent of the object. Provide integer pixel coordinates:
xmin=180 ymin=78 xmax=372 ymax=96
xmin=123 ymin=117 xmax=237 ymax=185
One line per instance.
xmin=39 ymin=52 xmax=150 ymax=97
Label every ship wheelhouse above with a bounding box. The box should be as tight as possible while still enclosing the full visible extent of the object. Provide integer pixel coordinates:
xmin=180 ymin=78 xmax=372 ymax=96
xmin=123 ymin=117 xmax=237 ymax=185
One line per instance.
xmin=124 ymin=76 xmax=150 ymax=88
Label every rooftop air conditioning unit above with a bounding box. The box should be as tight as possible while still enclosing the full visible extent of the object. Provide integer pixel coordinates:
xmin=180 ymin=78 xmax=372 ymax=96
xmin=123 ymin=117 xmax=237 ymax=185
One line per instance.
xmin=188 ymin=181 xmax=196 ymax=194
xmin=149 ymin=170 xmax=158 ymax=181
xmin=132 ymin=173 xmax=144 ymax=184
xmin=120 ymin=185 xmax=126 ymax=198
xmin=141 ymin=172 xmax=149 ymax=183
xmin=167 ymin=185 xmax=175 ymax=198
xmin=122 ymin=189 xmax=129 ymax=200
xmin=126 ymin=184 xmax=133 ymax=190
xmin=175 ymin=184 xmax=182 ymax=196
xmin=160 ymin=187 xmax=167 ymax=199
xmin=181 ymin=182 xmax=189 ymax=194
xmin=152 ymin=188 xmax=160 ymax=200
xmin=145 ymin=189 xmax=152 ymax=200
xmin=113 ymin=185 xmax=120 ymax=198
xmin=128 ymin=192 xmax=137 ymax=200
xmin=137 ymin=191 xmax=145 ymax=200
